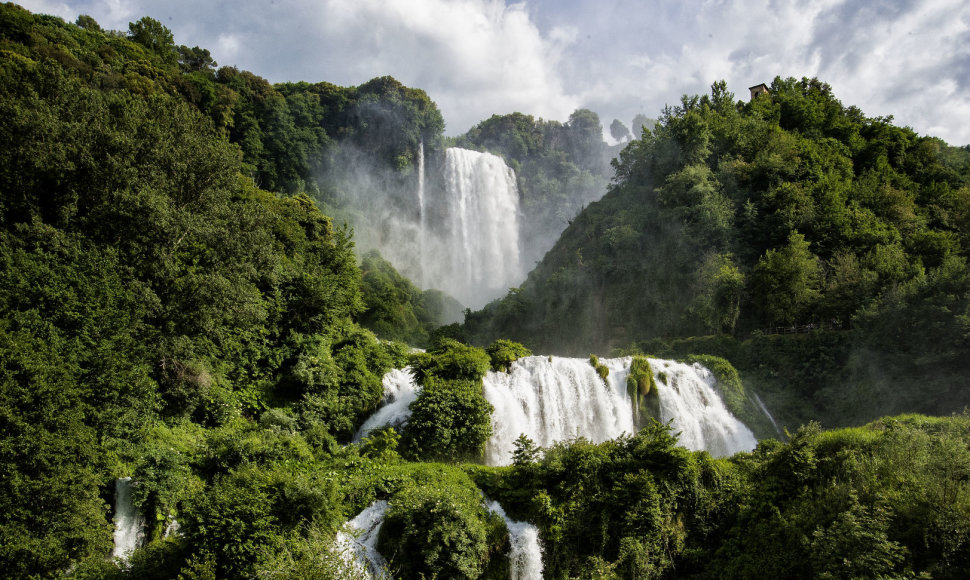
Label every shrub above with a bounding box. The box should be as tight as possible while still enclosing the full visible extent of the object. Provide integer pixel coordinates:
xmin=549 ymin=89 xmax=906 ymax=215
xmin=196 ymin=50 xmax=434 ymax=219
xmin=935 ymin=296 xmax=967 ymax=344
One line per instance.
xmin=409 ymin=339 xmax=491 ymax=384
xmin=486 ymin=339 xmax=532 ymax=372
xmin=379 ymin=474 xmax=508 ymax=579
xmin=401 ymin=376 xmax=494 ymax=463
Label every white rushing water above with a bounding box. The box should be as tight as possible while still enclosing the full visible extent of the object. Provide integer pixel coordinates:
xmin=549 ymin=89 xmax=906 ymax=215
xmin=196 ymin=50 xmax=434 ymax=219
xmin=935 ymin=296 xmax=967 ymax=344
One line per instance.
xmin=359 ymin=356 xmax=757 ymax=466
xmin=487 ymin=500 xmax=544 ymax=580
xmin=485 ymin=356 xmax=636 ymax=465
xmin=112 ymin=477 xmax=145 ymax=562
xmin=648 ymin=359 xmax=758 ymax=457
xmin=353 ymin=368 xmax=419 ymax=442
xmin=335 ymin=500 xmax=390 ymax=578
xmin=338 ymin=499 xmax=541 ymax=580
xmin=754 ymin=392 xmax=782 ymax=435
xmin=438 ymin=148 xmax=522 ymax=308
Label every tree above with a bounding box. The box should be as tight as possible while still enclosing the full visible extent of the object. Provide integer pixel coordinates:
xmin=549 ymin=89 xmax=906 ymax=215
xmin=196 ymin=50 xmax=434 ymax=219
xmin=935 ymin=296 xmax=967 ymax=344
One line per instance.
xmin=75 ymin=14 xmax=101 ymax=31
xmin=178 ymin=45 xmax=217 ymax=72
xmin=751 ymin=232 xmax=822 ymax=326
xmin=128 ymin=17 xmax=176 ymax=64
xmin=631 ymin=113 xmax=653 ymax=140
xmin=610 ymin=118 xmax=631 ymax=143
xmin=692 ymin=253 xmax=745 ymax=334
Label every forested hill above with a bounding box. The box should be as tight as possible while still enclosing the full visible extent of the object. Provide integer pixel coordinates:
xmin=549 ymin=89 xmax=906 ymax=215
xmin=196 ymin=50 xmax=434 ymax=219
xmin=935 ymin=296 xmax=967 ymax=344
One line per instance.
xmin=0 ymin=5 xmax=428 ymax=574
xmin=465 ymin=78 xmax=970 ymax=427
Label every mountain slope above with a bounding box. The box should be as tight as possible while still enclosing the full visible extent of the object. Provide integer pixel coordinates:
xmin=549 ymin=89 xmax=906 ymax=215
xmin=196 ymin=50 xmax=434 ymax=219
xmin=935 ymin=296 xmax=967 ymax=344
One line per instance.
xmin=465 ymin=78 xmax=970 ymax=426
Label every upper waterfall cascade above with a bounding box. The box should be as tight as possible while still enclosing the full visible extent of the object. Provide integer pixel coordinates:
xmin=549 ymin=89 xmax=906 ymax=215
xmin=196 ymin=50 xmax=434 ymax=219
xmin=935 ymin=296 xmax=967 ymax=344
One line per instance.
xmin=437 ymin=147 xmax=523 ymax=308
xmin=358 ymin=356 xmax=757 ymax=466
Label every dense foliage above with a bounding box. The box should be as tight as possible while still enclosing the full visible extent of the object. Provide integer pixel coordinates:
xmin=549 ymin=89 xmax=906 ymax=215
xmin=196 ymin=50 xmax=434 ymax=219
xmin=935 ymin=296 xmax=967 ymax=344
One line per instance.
xmin=358 ymin=250 xmax=463 ymax=347
xmin=5 ymin=4 xmax=970 ymax=579
xmin=466 ymin=78 xmax=970 ymax=427
xmin=475 ymin=414 xmax=970 ymax=579
xmin=0 ymin=5 xmax=422 ymax=575
xmin=403 ymin=340 xmax=494 ymax=462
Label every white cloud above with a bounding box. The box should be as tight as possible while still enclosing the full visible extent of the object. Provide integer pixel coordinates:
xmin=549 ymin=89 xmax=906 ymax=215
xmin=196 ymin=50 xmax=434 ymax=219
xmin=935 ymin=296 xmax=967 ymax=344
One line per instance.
xmin=15 ymin=0 xmax=970 ymax=144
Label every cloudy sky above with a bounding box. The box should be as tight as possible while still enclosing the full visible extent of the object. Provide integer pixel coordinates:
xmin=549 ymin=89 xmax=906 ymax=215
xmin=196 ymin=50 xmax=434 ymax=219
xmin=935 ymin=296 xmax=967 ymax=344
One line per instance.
xmin=19 ymin=0 xmax=970 ymax=145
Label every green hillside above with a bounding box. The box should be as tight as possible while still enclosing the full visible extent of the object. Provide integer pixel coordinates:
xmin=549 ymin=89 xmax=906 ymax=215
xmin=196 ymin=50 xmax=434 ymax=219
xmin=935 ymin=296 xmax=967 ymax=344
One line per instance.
xmin=465 ymin=78 xmax=970 ymax=428
xmin=4 ymin=3 xmax=970 ymax=578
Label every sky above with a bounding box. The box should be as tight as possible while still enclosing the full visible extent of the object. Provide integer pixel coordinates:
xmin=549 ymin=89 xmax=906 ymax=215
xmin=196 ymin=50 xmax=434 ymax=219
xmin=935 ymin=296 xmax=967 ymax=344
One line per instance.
xmin=19 ymin=0 xmax=970 ymax=145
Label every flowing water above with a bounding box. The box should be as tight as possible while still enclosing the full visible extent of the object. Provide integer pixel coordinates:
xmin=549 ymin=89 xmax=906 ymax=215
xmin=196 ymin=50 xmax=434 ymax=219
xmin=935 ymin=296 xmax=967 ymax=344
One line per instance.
xmin=484 ymin=356 xmax=636 ymax=465
xmin=359 ymin=356 xmax=757 ymax=465
xmin=437 ymin=148 xmax=522 ymax=308
xmin=487 ymin=500 xmax=544 ymax=579
xmin=648 ymin=359 xmax=758 ymax=457
xmin=754 ymin=392 xmax=782 ymax=435
xmin=112 ymin=477 xmax=145 ymax=562
xmin=338 ymin=499 xmax=542 ymax=579
xmin=335 ymin=500 xmax=389 ymax=578
xmin=353 ymin=367 xmax=419 ymax=442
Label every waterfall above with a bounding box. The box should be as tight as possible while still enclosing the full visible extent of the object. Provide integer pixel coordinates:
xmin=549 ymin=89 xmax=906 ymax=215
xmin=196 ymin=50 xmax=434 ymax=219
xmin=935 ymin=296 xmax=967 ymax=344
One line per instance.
xmin=487 ymin=500 xmax=544 ymax=580
xmin=112 ymin=477 xmax=145 ymax=562
xmin=338 ymin=499 xmax=541 ymax=579
xmin=754 ymin=392 xmax=782 ymax=435
xmin=416 ymin=141 xmax=426 ymax=283
xmin=335 ymin=500 xmax=390 ymax=578
xmin=437 ymin=148 xmax=523 ymax=308
xmin=353 ymin=367 xmax=419 ymax=442
xmin=649 ymin=359 xmax=758 ymax=457
xmin=484 ymin=356 xmax=636 ymax=465
xmin=358 ymin=356 xmax=756 ymax=465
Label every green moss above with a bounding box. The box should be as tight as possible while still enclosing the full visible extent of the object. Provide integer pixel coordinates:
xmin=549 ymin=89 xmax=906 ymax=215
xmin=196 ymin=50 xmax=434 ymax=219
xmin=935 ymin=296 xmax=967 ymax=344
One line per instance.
xmin=627 ymin=355 xmax=657 ymax=397
xmin=625 ymin=356 xmax=661 ymax=427
xmin=589 ymin=354 xmax=610 ymax=384
xmin=686 ymin=354 xmax=745 ymax=416
xmin=486 ymin=339 xmax=532 ymax=372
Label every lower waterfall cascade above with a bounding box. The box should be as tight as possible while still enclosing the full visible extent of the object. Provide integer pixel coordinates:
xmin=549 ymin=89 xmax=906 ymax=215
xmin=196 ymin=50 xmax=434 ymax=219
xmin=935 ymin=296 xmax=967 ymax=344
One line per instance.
xmin=112 ymin=477 xmax=145 ymax=562
xmin=337 ymin=499 xmax=542 ymax=579
xmin=335 ymin=500 xmax=389 ymax=578
xmin=487 ymin=500 xmax=544 ymax=580
xmin=357 ymin=355 xmax=757 ymax=466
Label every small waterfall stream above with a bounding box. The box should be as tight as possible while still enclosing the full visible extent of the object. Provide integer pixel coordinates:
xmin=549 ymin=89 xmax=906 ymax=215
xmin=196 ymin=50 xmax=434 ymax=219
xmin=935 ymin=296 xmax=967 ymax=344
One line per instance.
xmin=112 ymin=477 xmax=145 ymax=562
xmin=487 ymin=500 xmax=544 ymax=580
xmin=336 ymin=500 xmax=389 ymax=578
xmin=338 ymin=499 xmax=543 ymax=579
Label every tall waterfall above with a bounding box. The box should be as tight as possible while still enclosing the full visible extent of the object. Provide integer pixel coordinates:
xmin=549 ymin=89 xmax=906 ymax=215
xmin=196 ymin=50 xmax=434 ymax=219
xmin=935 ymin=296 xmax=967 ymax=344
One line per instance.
xmin=417 ymin=141 xmax=426 ymax=258
xmin=487 ymin=500 xmax=544 ymax=580
xmin=436 ymin=148 xmax=523 ymax=308
xmin=112 ymin=477 xmax=145 ymax=562
xmin=358 ymin=356 xmax=756 ymax=466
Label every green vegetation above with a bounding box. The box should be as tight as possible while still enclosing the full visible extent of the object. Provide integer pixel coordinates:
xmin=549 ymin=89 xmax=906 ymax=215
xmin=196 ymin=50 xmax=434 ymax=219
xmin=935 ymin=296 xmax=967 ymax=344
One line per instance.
xmin=590 ymin=353 xmax=610 ymax=383
xmin=402 ymin=340 xmax=494 ymax=462
xmin=477 ymin=414 xmax=970 ymax=579
xmin=486 ymin=339 xmax=533 ymax=372
xmin=466 ymin=77 xmax=970 ymax=429
xmin=379 ymin=469 xmax=509 ymax=579
xmin=4 ymin=4 xmax=970 ymax=579
xmin=358 ymin=250 xmax=462 ymax=347
xmin=626 ymin=356 xmax=659 ymax=427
